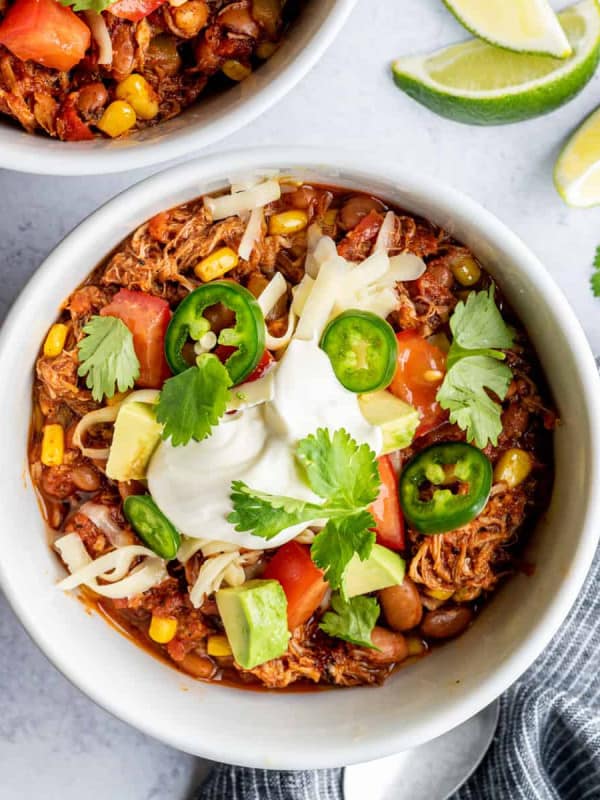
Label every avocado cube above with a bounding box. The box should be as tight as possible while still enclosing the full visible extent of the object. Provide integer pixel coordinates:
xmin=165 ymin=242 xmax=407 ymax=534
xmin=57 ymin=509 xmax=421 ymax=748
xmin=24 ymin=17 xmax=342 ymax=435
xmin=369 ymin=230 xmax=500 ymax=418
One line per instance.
xmin=344 ymin=544 xmax=406 ymax=598
xmin=106 ymin=401 xmax=162 ymax=482
xmin=358 ymin=390 xmax=420 ymax=454
xmin=216 ymin=580 xmax=290 ymax=669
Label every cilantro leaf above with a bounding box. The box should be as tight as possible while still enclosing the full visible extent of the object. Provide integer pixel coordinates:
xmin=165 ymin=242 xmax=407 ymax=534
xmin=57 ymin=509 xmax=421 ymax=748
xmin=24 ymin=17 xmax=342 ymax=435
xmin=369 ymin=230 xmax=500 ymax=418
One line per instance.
xmin=319 ymin=593 xmax=380 ymax=649
xmin=448 ymin=286 xmax=514 ymax=354
xmin=591 ymin=246 xmax=600 ymax=297
xmin=77 ymin=315 xmax=139 ymax=402
xmin=58 ymin=0 xmax=115 ymax=12
xmin=436 ymin=288 xmax=514 ymax=448
xmin=156 ymin=354 xmax=231 ymax=447
xmin=228 ymin=482 xmax=325 ymax=540
xmin=437 ymin=355 xmax=513 ymax=448
xmin=310 ymin=512 xmax=375 ymax=591
xmin=228 ymin=428 xmax=381 ymax=587
xmin=296 ymin=428 xmax=380 ymax=509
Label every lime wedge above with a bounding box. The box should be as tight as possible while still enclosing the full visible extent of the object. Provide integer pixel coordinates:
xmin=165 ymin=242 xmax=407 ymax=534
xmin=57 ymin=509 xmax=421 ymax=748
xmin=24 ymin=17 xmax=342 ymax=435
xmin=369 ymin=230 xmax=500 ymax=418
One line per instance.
xmin=554 ymin=107 xmax=600 ymax=206
xmin=392 ymin=0 xmax=600 ymax=125
xmin=443 ymin=0 xmax=572 ymax=59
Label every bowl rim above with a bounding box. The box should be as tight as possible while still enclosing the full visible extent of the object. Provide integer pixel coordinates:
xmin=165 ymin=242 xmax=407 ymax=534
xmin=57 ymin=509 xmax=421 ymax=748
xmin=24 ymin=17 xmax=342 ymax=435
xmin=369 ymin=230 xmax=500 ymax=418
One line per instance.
xmin=2 ymin=146 xmax=600 ymax=767
xmin=0 ymin=0 xmax=358 ymax=177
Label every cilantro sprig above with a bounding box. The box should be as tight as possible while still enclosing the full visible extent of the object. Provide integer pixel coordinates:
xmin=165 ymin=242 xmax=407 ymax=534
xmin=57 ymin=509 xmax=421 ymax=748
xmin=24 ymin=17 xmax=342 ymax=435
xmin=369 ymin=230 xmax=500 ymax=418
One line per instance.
xmin=591 ymin=245 xmax=600 ymax=297
xmin=319 ymin=593 xmax=380 ymax=649
xmin=156 ymin=354 xmax=232 ymax=447
xmin=77 ymin=316 xmax=140 ymax=402
xmin=229 ymin=428 xmax=381 ymax=591
xmin=436 ymin=287 xmax=514 ymax=448
xmin=58 ymin=0 xmax=115 ymax=12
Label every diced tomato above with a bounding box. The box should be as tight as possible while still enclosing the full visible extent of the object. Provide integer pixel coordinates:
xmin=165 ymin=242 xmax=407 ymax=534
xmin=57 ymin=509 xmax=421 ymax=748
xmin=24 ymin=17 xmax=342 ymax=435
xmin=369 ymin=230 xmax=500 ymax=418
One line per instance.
xmin=263 ymin=542 xmax=328 ymax=631
xmin=215 ymin=347 xmax=275 ymax=384
xmin=389 ymin=330 xmax=447 ymax=437
xmin=0 ymin=0 xmax=90 ymax=71
xmin=56 ymin=96 xmax=94 ymax=141
xmin=370 ymin=455 xmax=405 ymax=551
xmin=109 ymin=0 xmax=166 ymax=21
xmin=101 ymin=289 xmax=171 ymax=389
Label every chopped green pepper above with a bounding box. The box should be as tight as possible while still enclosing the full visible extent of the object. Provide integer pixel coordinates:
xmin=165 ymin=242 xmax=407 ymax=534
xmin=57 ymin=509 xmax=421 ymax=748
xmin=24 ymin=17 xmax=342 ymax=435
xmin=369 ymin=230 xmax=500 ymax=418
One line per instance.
xmin=399 ymin=442 xmax=492 ymax=534
xmin=164 ymin=281 xmax=265 ymax=385
xmin=123 ymin=494 xmax=181 ymax=559
xmin=320 ymin=310 xmax=398 ymax=393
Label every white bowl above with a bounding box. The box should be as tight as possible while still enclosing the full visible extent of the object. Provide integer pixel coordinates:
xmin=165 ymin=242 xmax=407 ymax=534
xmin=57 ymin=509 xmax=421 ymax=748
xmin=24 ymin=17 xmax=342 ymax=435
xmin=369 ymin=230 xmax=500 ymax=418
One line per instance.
xmin=1 ymin=148 xmax=599 ymax=769
xmin=0 ymin=1 xmax=356 ymax=176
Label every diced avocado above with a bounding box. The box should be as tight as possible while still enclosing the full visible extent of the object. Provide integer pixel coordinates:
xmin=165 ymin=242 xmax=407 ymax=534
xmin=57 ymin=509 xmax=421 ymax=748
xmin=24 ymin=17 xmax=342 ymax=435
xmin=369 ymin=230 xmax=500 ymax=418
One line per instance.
xmin=344 ymin=544 xmax=406 ymax=598
xmin=216 ymin=579 xmax=290 ymax=669
xmin=358 ymin=390 xmax=420 ymax=454
xmin=106 ymin=402 xmax=162 ymax=482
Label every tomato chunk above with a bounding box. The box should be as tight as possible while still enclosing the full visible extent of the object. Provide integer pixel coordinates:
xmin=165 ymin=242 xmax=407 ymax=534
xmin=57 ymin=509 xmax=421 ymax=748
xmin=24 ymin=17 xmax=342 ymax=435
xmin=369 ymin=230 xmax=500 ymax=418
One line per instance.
xmin=101 ymin=289 xmax=171 ymax=389
xmin=263 ymin=542 xmax=328 ymax=631
xmin=109 ymin=0 xmax=166 ymax=21
xmin=370 ymin=455 xmax=405 ymax=551
xmin=389 ymin=330 xmax=447 ymax=437
xmin=0 ymin=0 xmax=90 ymax=71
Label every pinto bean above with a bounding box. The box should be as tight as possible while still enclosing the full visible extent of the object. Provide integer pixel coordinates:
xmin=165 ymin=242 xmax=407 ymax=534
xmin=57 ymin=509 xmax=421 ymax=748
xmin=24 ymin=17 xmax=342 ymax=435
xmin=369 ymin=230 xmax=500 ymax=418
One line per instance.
xmin=218 ymin=2 xmax=260 ymax=37
xmin=427 ymin=263 xmax=454 ymax=290
xmin=421 ymin=606 xmax=474 ymax=640
xmin=180 ymin=652 xmax=216 ymax=678
xmin=339 ymin=195 xmax=385 ymax=231
xmin=379 ymin=578 xmax=423 ymax=632
xmin=368 ymin=627 xmax=408 ymax=663
xmin=71 ymin=465 xmax=101 ymax=492
xmin=111 ymin=25 xmax=136 ymax=82
xmin=77 ymin=83 xmax=108 ymax=117
xmin=173 ymin=0 xmax=209 ymax=38
xmin=284 ymin=186 xmax=317 ymax=210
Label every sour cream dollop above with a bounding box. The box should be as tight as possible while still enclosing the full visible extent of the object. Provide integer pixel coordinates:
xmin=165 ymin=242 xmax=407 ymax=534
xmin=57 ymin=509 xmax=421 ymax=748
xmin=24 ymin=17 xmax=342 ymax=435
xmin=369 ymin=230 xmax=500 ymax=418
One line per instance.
xmin=147 ymin=339 xmax=382 ymax=550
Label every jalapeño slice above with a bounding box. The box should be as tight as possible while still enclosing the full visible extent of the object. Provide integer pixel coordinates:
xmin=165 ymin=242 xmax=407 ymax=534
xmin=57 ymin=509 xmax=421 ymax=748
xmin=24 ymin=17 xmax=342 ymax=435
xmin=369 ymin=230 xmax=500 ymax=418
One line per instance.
xmin=320 ymin=310 xmax=398 ymax=393
xmin=123 ymin=494 xmax=181 ymax=560
xmin=399 ymin=442 xmax=492 ymax=535
xmin=165 ymin=281 xmax=265 ymax=385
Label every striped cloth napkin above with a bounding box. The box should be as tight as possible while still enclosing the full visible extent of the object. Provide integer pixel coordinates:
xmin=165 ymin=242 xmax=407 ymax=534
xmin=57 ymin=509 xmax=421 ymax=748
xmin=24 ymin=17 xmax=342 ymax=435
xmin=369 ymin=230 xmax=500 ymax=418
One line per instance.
xmin=197 ymin=538 xmax=600 ymax=799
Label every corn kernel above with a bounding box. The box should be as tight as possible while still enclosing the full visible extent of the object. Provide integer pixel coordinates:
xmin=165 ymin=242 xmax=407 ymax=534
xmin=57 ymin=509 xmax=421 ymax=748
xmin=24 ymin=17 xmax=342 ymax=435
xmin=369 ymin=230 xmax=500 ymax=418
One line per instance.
xmin=149 ymin=615 xmax=178 ymax=644
xmin=43 ymin=323 xmax=68 ymax=358
xmin=494 ymin=448 xmax=533 ymax=489
xmin=116 ymin=74 xmax=159 ymax=121
xmin=97 ymin=101 xmax=137 ymax=138
xmin=207 ymin=634 xmax=233 ymax=657
xmin=256 ymin=41 xmax=278 ymax=60
xmin=41 ymin=424 xmax=64 ymax=467
xmin=450 ymin=254 xmax=481 ymax=287
xmin=268 ymin=210 xmax=309 ymax=236
xmin=406 ymin=636 xmax=426 ymax=657
xmin=194 ymin=247 xmax=239 ymax=282
xmin=426 ymin=587 xmax=454 ymax=601
xmin=222 ymin=60 xmax=252 ymax=81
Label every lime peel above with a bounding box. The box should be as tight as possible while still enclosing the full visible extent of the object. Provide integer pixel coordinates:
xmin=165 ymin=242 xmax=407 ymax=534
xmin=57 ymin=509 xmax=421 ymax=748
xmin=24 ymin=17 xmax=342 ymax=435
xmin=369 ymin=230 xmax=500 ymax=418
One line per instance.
xmin=443 ymin=0 xmax=572 ymax=59
xmin=555 ymin=106 xmax=600 ymax=207
xmin=392 ymin=0 xmax=600 ymax=126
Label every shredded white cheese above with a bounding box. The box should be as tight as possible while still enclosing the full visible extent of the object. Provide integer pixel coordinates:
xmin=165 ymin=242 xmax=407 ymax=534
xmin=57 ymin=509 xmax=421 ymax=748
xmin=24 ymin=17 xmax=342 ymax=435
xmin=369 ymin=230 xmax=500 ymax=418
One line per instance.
xmin=204 ymin=180 xmax=281 ymax=221
xmin=238 ymin=207 xmax=264 ymax=261
xmin=55 ymin=536 xmax=168 ymax=600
